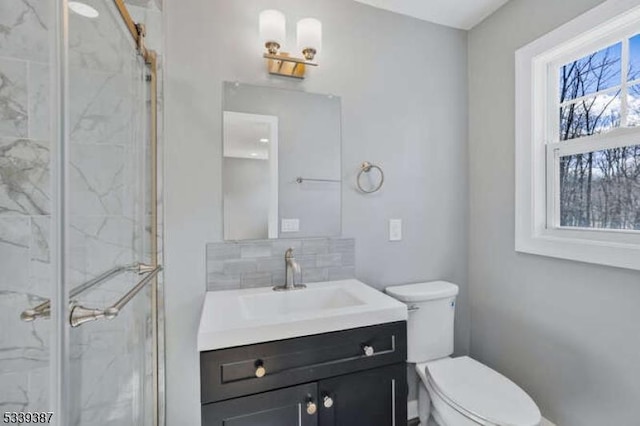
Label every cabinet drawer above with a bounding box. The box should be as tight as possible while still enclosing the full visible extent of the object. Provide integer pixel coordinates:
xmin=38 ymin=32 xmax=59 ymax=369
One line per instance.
xmin=200 ymin=321 xmax=407 ymax=403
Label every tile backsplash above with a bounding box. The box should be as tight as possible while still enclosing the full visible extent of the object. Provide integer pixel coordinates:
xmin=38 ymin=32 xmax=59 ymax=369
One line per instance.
xmin=206 ymin=238 xmax=355 ymax=291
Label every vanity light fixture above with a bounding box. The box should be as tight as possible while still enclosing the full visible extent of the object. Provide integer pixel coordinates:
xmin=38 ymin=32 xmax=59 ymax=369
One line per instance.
xmin=260 ymin=138 xmax=269 ymax=143
xmin=259 ymin=9 xmax=321 ymax=79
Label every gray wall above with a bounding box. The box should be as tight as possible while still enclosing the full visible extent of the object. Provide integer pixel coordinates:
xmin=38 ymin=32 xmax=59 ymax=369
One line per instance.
xmin=468 ymin=1 xmax=640 ymax=425
xmin=164 ymin=0 xmax=468 ymax=424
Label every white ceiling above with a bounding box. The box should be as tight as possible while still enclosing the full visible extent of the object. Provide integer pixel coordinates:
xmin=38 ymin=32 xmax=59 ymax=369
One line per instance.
xmin=352 ymin=0 xmax=511 ymax=30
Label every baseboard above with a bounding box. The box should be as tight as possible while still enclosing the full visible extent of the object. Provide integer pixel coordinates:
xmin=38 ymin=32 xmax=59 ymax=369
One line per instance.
xmin=541 ymin=417 xmax=557 ymax=426
xmin=407 ymin=399 xmax=418 ymax=420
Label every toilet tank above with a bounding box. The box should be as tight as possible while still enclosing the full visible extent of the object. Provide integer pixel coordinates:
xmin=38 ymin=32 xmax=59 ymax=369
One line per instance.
xmin=385 ymin=281 xmax=459 ymax=363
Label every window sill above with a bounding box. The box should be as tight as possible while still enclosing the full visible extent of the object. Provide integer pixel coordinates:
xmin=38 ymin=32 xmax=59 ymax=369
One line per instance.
xmin=515 ymin=228 xmax=640 ymax=271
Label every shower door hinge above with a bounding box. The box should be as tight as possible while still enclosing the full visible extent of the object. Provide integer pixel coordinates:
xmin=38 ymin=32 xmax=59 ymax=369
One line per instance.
xmin=135 ymin=23 xmax=147 ymax=57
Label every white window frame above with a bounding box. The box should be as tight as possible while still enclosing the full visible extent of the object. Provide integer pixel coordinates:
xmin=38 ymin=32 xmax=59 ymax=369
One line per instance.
xmin=515 ymin=0 xmax=640 ymax=271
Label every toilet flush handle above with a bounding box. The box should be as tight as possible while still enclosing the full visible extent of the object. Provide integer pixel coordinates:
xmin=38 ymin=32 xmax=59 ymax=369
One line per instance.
xmin=408 ymin=304 xmax=420 ymax=312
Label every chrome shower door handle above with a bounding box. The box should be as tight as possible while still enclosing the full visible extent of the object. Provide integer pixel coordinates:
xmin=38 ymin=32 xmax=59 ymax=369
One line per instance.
xmin=69 ymin=265 xmax=162 ymax=327
xmin=19 ymin=262 xmax=149 ymax=323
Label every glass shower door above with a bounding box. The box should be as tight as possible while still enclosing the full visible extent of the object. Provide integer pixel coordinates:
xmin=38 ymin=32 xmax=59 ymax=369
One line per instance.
xmin=65 ymin=0 xmax=155 ymax=425
xmin=1 ymin=0 xmax=160 ymax=424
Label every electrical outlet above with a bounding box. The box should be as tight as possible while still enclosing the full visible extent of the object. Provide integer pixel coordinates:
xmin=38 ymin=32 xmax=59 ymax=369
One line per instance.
xmin=389 ymin=219 xmax=402 ymax=241
xmin=281 ymin=219 xmax=300 ymax=233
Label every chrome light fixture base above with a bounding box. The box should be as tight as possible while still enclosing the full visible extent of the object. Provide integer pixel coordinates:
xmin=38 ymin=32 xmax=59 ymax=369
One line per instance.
xmin=265 ymin=41 xmax=281 ymax=55
xmin=302 ymin=48 xmax=316 ymax=61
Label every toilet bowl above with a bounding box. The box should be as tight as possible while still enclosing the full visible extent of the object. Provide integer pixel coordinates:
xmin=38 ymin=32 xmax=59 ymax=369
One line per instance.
xmin=385 ymin=281 xmax=541 ymax=426
xmin=417 ymin=356 xmax=541 ymax=426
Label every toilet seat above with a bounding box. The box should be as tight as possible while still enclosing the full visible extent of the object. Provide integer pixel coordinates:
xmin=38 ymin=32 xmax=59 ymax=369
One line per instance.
xmin=416 ymin=357 xmax=541 ymax=426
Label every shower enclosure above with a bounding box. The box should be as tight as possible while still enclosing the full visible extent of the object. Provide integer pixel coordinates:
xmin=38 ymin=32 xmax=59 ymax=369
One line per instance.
xmin=0 ymin=0 xmax=164 ymax=425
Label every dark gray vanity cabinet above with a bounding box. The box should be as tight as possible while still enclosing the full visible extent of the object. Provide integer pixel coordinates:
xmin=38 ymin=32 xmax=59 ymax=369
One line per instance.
xmin=200 ymin=321 xmax=407 ymax=426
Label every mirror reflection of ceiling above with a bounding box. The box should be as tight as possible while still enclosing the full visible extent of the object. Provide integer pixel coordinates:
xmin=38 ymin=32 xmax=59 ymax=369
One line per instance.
xmin=224 ymin=114 xmax=272 ymax=160
xmin=351 ymin=0 xmax=511 ymax=30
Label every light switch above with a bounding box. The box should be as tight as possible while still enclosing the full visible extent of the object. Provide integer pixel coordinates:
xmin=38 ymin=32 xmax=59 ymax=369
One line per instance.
xmin=389 ymin=219 xmax=402 ymax=241
xmin=281 ymin=219 xmax=300 ymax=233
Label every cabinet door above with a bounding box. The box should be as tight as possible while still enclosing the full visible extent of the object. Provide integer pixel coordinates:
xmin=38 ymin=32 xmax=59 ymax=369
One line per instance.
xmin=318 ymin=364 xmax=407 ymax=426
xmin=202 ymin=382 xmax=318 ymax=426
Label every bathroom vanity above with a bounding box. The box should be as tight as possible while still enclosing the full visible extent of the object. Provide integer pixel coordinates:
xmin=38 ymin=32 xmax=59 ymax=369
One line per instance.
xmin=198 ymin=280 xmax=408 ymax=426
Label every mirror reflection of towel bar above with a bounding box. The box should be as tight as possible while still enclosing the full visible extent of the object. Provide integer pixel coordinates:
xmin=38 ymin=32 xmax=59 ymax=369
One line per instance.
xmin=296 ymin=177 xmax=341 ymax=183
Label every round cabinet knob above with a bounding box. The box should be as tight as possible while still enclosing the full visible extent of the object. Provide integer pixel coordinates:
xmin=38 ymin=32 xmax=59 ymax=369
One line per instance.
xmin=254 ymin=361 xmax=266 ymax=378
xmin=306 ymin=401 xmax=317 ymax=415
xmin=323 ymin=396 xmax=334 ymax=408
xmin=363 ymin=345 xmax=375 ymax=357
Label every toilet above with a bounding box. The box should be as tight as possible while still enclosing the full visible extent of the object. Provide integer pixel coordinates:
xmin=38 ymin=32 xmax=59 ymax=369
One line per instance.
xmin=385 ymin=281 xmax=541 ymax=426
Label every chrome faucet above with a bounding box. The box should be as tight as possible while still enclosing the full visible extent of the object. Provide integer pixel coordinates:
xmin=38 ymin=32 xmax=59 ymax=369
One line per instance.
xmin=273 ymin=248 xmax=306 ymax=291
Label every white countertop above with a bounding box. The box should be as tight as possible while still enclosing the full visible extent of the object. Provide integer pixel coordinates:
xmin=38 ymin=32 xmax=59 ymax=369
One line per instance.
xmin=197 ymin=279 xmax=408 ymax=352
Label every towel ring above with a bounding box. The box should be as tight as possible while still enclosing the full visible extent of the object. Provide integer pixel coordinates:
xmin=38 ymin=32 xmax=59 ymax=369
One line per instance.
xmin=357 ymin=162 xmax=384 ymax=193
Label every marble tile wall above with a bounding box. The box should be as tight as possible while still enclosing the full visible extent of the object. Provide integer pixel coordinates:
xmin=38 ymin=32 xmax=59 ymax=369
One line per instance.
xmin=0 ymin=0 xmax=163 ymax=424
xmin=0 ymin=0 xmax=53 ymax=415
xmin=206 ymin=238 xmax=356 ymax=291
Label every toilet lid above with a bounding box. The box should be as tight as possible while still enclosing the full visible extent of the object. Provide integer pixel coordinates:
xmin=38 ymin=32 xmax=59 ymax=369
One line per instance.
xmin=418 ymin=357 xmax=541 ymax=426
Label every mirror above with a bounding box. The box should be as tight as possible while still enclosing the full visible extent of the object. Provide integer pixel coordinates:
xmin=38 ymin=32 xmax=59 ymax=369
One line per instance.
xmin=223 ymin=82 xmax=341 ymax=240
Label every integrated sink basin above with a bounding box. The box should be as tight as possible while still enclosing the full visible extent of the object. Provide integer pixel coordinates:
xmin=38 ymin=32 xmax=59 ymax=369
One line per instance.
xmin=240 ymin=285 xmax=365 ymax=320
xmin=198 ymin=279 xmax=407 ymax=351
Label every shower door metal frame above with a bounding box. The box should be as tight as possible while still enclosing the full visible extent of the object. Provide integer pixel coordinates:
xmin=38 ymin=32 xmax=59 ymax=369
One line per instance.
xmin=51 ymin=1 xmax=164 ymax=425
xmin=113 ymin=3 xmax=164 ymax=426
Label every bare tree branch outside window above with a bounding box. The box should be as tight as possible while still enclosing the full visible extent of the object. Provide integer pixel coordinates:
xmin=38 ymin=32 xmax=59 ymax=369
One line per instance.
xmin=559 ymin=41 xmax=640 ymax=230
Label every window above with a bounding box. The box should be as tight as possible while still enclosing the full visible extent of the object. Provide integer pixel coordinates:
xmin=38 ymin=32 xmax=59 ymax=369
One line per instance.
xmin=552 ymin=37 xmax=640 ymax=232
xmin=516 ymin=1 xmax=640 ymax=270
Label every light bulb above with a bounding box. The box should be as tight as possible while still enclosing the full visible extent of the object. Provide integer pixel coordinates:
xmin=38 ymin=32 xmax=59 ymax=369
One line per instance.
xmin=297 ymin=18 xmax=322 ymax=60
xmin=259 ymin=10 xmax=286 ymax=54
